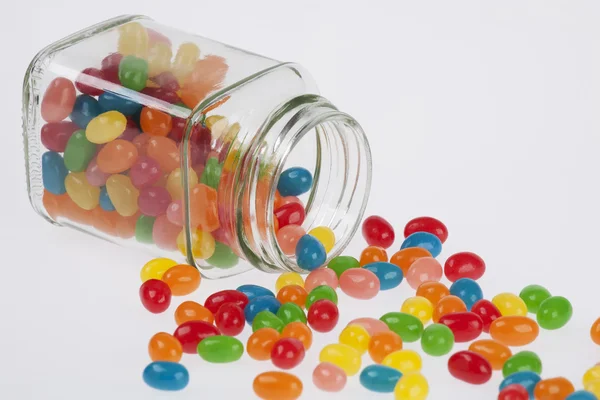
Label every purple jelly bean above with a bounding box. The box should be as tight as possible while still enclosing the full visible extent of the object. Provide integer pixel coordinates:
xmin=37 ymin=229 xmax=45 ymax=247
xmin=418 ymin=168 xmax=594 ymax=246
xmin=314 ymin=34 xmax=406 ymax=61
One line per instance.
xmin=86 ymin=158 xmax=110 ymax=187
xmin=138 ymin=186 xmax=171 ymax=217
xmin=129 ymin=156 xmax=162 ymax=189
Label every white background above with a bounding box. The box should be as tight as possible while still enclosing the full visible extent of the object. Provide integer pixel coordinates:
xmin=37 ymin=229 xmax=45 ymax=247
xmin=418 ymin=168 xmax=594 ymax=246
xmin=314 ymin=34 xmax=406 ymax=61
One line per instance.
xmin=2 ymin=1 xmax=600 ymax=399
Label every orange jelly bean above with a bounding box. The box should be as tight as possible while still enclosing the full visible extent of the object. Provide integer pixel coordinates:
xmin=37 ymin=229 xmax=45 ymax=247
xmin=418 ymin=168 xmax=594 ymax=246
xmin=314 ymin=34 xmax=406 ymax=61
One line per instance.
xmin=115 ymin=212 xmax=139 ymax=239
xmin=189 ymin=183 xmax=220 ymax=231
xmin=416 ymin=281 xmax=450 ymax=306
xmin=277 ymin=285 xmax=308 ymax=309
xmin=140 ymin=107 xmax=173 ymax=137
xmin=591 ymin=317 xmax=600 ymax=345
xmin=468 ymin=339 xmax=512 ymax=370
xmin=96 ymin=139 xmax=139 ymax=174
xmin=281 ymin=322 xmax=313 ymax=350
xmin=432 ymin=295 xmax=467 ymax=323
xmin=146 ymin=136 xmax=181 ymax=173
xmin=533 ymin=377 xmax=575 ymax=400
xmin=368 ymin=330 xmax=403 ymax=363
xmin=359 ymin=246 xmax=388 ymax=266
xmin=253 ymin=371 xmax=303 ymax=400
xmin=92 ymin=207 xmax=119 ymax=236
xmin=148 ymin=332 xmax=183 ymax=362
xmin=247 ymin=328 xmax=280 ymax=361
xmin=489 ymin=316 xmax=540 ymax=347
xmin=161 ymin=264 xmax=201 ymax=296
xmin=42 ymin=190 xmax=66 ymax=220
xmin=390 ymin=247 xmax=432 ymax=275
xmin=174 ymin=301 xmax=214 ymax=325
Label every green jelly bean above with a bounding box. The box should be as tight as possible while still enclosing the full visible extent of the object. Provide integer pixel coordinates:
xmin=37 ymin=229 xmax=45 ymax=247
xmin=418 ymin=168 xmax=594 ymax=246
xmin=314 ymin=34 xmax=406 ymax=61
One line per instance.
xmin=537 ymin=296 xmax=573 ymax=330
xmin=200 ymin=157 xmax=222 ymax=189
xmin=519 ymin=285 xmax=551 ymax=314
xmin=327 ymin=256 xmax=360 ymax=278
xmin=252 ymin=311 xmax=284 ymax=333
xmin=207 ymin=242 xmax=239 ymax=269
xmin=118 ymin=55 xmax=148 ymax=91
xmin=306 ymin=285 xmax=338 ymax=309
xmin=196 ymin=335 xmax=244 ymax=363
xmin=380 ymin=312 xmax=424 ymax=343
xmin=135 ymin=215 xmax=155 ymax=244
xmin=420 ymin=323 xmax=454 ymax=356
xmin=502 ymin=351 xmax=542 ymax=377
xmin=63 ymin=130 xmax=96 ymax=172
xmin=277 ymin=303 xmax=306 ymax=325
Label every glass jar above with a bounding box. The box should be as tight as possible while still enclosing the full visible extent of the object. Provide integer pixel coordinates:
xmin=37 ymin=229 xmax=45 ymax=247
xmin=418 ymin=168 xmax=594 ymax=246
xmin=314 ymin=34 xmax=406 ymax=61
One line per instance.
xmin=23 ymin=15 xmax=372 ymax=278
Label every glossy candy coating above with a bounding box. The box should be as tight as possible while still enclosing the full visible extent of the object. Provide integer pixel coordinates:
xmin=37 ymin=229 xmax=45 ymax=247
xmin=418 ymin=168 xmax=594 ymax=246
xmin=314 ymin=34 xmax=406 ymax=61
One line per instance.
xmin=97 ymin=139 xmax=139 ymax=174
xmin=432 ymin=295 xmax=467 ymax=323
xmin=295 ymin=235 xmax=326 ymax=271
xmin=247 ymin=328 xmax=280 ymax=360
xmin=118 ymin=22 xmax=148 ymax=58
xmin=138 ymin=187 xmax=171 ymax=217
xmin=276 ymin=302 xmax=307 ymax=325
xmin=448 ymin=351 xmax=492 ymax=385
xmin=99 ymin=187 xmax=115 ymax=211
xmin=498 ymin=384 xmax=530 ymax=400
xmin=339 ymin=268 xmax=380 ymax=299
xmin=139 ymin=279 xmax=171 ymax=314
xmin=244 ymin=295 xmax=281 ymax=324
xmin=468 ymin=339 xmax=512 ymax=370
xmin=275 ymin=203 xmax=305 ymax=228
xmin=41 ymin=77 xmax=76 ymax=123
xmin=143 ymin=361 xmax=189 ymax=391
xmin=64 ymin=130 xmax=96 ymax=172
xmin=276 ymin=272 xmax=304 ymax=292
xmin=166 ymin=168 xmax=198 ymax=200
xmin=42 ymin=152 xmax=68 ymax=195
xmin=567 ymin=391 xmax=598 ymax=400
xmin=380 ymin=312 xmax=424 ymax=343
xmin=519 ymin=285 xmax=552 ymax=314
xmin=416 ymin=281 xmax=450 ymax=306
xmin=444 ymin=252 xmax=486 ymax=281
xmin=65 ymin=172 xmax=100 ymax=210
xmin=471 ymin=299 xmax=502 ymax=333
xmin=86 ymin=111 xmax=127 ymax=144
xmin=152 ymin=215 xmax=180 ymax=250
xmin=450 ymin=278 xmax=483 ymax=310
xmin=276 ymin=285 xmax=308 ymax=309
xmin=70 ymin=95 xmax=102 ymax=128
xmin=400 ymin=232 xmax=442 ymax=258
xmin=360 ymin=364 xmax=402 ymax=393
xmin=141 ymin=107 xmax=172 ymax=137
xmin=276 ymin=225 xmax=306 ymax=255
xmin=197 ymin=335 xmax=244 ymax=363
xmin=200 ymin=157 xmax=222 ymax=189
xmin=271 ymin=338 xmax=305 ymax=369
xmin=253 ymin=371 xmax=303 ymax=400
xmin=204 ymin=290 xmax=249 ymax=315
xmin=277 ymin=167 xmax=312 ymax=196
xmin=141 ymin=258 xmax=178 ymax=281
xmin=305 ymin=268 xmax=339 ymax=292
xmin=75 ymin=67 xmax=105 ymax=96
xmin=369 ymin=330 xmax=403 ymax=363
xmin=394 ymin=373 xmax=429 ymax=400
xmin=490 ymin=316 xmax=540 ymax=346
xmin=41 ymin=121 xmax=78 ymax=152
xmin=500 ymin=371 xmax=542 ymax=399
xmin=583 ymin=367 xmax=600 ymax=387
xmin=305 ymin=285 xmax=337 ymax=308
xmin=308 ymin=226 xmax=335 ymax=253
xmin=390 ymin=247 xmax=433 ymax=275
xmin=161 ymin=264 xmax=200 ymax=296
xmin=359 ymin=246 xmax=388 ymax=266
xmin=420 ymin=323 xmax=454 ymax=356
xmin=86 ymin=158 xmax=110 ymax=187
xmin=537 ymin=296 xmax=573 ymax=330
xmin=237 ymin=284 xmax=275 ymax=301
xmin=129 ymin=156 xmax=162 ymax=188
xmin=533 ymin=377 xmax=575 ymax=400
xmin=439 ymin=312 xmax=484 ymax=342
xmin=98 ymin=92 xmax=141 ymax=115
xmin=339 ymin=324 xmax=370 ymax=355
xmin=362 ymin=215 xmax=395 ymax=249
xmin=253 ymin=311 xmax=285 ymax=333
xmin=327 ymin=256 xmax=360 ymax=278
xmin=591 ymin=318 xmax=600 ymax=345
xmin=215 ymin=303 xmax=245 ymax=336
xmin=173 ymin=320 xmax=220 ymax=354
xmin=148 ymin=332 xmax=182 ymax=362
xmin=176 ymin=229 xmax=215 ymax=259
xmin=406 ymin=257 xmax=443 ymax=289
xmin=119 ymin=55 xmax=148 ymax=91
xmin=319 ymin=343 xmax=361 ymax=376
xmin=307 ymin=299 xmax=339 ymax=332
xmin=401 ymin=296 xmax=434 ymax=324
xmin=106 ymin=174 xmax=139 ymax=216
xmin=363 ymin=262 xmax=403 ymax=290
xmin=281 ymin=322 xmax=312 ymax=350
xmin=135 ymin=215 xmax=155 ymax=243
xmin=174 ymin=301 xmax=214 ymax=325
xmin=312 ymin=362 xmax=347 ymax=392
xmin=146 ymin=136 xmax=180 ymax=173
xmin=348 ymin=317 xmax=389 ymax=336
xmin=492 ymin=293 xmax=528 ymax=317
xmin=404 ymin=216 xmax=448 ymax=243
xmin=382 ymin=350 xmax=422 ymax=374
xmin=503 ymin=351 xmax=542 ymax=377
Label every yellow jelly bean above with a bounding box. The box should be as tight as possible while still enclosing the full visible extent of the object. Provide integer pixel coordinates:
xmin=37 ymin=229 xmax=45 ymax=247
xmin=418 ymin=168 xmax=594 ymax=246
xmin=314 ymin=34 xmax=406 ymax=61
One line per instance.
xmin=86 ymin=111 xmax=127 ymax=144
xmin=205 ymin=115 xmax=224 ymax=130
xmin=394 ymin=373 xmax=429 ymax=400
xmin=583 ymin=366 xmax=600 ymax=387
xmin=319 ymin=343 xmax=361 ymax=376
xmin=308 ymin=226 xmax=335 ymax=253
xmin=166 ymin=168 xmax=198 ymax=200
xmin=492 ymin=293 xmax=528 ymax=317
xmin=118 ymin=22 xmax=149 ymax=58
xmin=586 ymin=381 xmax=600 ymax=398
xmin=64 ymin=172 xmax=100 ymax=210
xmin=382 ymin=350 xmax=422 ymax=374
xmin=173 ymin=42 xmax=200 ymax=82
xmin=140 ymin=258 xmax=178 ymax=282
xmin=177 ymin=229 xmax=215 ymax=259
xmin=401 ymin=296 xmax=433 ymax=324
xmin=106 ymin=175 xmax=139 ymax=217
xmin=339 ymin=324 xmax=370 ymax=355
xmin=276 ymin=272 xmax=304 ymax=292
xmin=147 ymin=42 xmax=173 ymax=76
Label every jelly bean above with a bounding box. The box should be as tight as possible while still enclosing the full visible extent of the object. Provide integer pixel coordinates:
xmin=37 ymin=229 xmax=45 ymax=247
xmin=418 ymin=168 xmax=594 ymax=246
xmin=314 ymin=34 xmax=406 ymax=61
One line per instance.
xmin=534 ymin=377 xmax=575 ymax=400
xmin=148 ymin=332 xmax=182 ymax=362
xmin=200 ymin=157 xmax=222 ymax=189
xmin=275 ymin=203 xmax=305 ymax=228
xmin=305 ymin=285 xmax=337 ymax=309
xmin=362 ymin=215 xmax=395 ymax=248
xmin=142 ymin=86 xmax=181 ymax=104
xmin=360 ymin=245 xmax=388 ymax=266
xmin=307 ymin=299 xmax=339 ymax=332
xmin=247 ymin=328 xmax=280 ymax=360
xmin=173 ymin=43 xmax=200 ymax=81
xmin=444 ymin=252 xmax=486 ymax=282
xmin=360 ymin=364 xmax=402 ymax=393
xmin=42 ymin=152 xmax=68 ymax=195
xmin=151 ymin=71 xmax=180 ymax=92
xmin=339 ymin=268 xmax=380 ymax=299
xmin=135 ymin=215 xmax=155 ymax=243
xmin=420 ymin=323 xmax=454 ymax=356
xmin=433 ymin=295 xmax=467 ymax=322
xmin=70 ymin=95 xmax=102 ymax=129
xmin=401 ymin=296 xmax=433 ymax=324
xmin=86 ymin=111 xmax=127 ymax=144
xmin=490 ymin=316 xmax=540 ymax=346
xmin=468 ymin=339 xmax=511 ymax=370
xmin=281 ymin=322 xmax=312 ymax=350
xmin=401 ymin=231 xmax=442 ymax=258
xmin=382 ymin=349 xmax=422 ymax=373
xmin=237 ymin=284 xmax=275 ymax=301
xmin=174 ymin=301 xmax=214 ymax=325
xmin=296 ymin=235 xmax=327 ymax=271
xmin=339 ymin=324 xmax=370 ymax=355
xmin=166 ymin=168 xmax=198 ymax=200
xmin=139 ymin=279 xmax=171 ymax=314
xmin=416 ymin=281 xmax=450 ymax=306
xmin=177 ymin=229 xmax=215 ymax=259
xmin=567 ymin=391 xmax=599 ymax=400
xmin=450 ymin=278 xmax=483 ymax=310
xmin=119 ymin=55 xmax=148 ymax=91
xmin=319 ymin=343 xmax=361 ymax=376
xmin=207 ymin=242 xmax=239 ymax=268
xmin=277 ymin=167 xmax=312 ymax=196
xmin=141 ymin=258 xmax=178 ymax=282
xmin=143 ymin=361 xmax=188 ymax=391
xmin=86 ymin=158 xmax=110 ymax=187
xmin=537 ymin=296 xmax=573 ymax=330
xmin=471 ymin=299 xmax=502 ymax=333
xmin=404 ymin=216 xmax=448 ymax=243
xmin=65 ymin=172 xmax=100 ymax=210
xmin=138 ymin=186 xmax=170 ymax=217
xmin=588 ymin=383 xmax=600 ymax=399
xmin=271 ymin=337 xmax=305 ymax=369
xmin=64 ymin=130 xmax=96 ymax=172
xmin=100 ymin=53 xmax=123 ymax=83
xmin=349 ymin=317 xmax=390 ymax=336
xmin=140 ymin=107 xmax=172 ymax=137
xmin=448 ymin=350 xmax=492 ymax=385
xmin=305 ymin=268 xmax=338 ymax=292
xmin=197 ymin=335 xmax=243 ymax=363
xmin=106 ymin=174 xmax=139 ymax=216
xmin=278 ymin=196 xmax=303 ymax=208
xmin=493 ymin=293 xmax=528 ymax=317
xmin=276 ymin=225 xmax=306 ymax=255
xmin=503 ymin=351 xmax=542 ymax=377
xmin=394 ymin=373 xmax=429 ymax=400
xmin=41 ymin=121 xmax=78 ymax=152
xmin=253 ymin=310 xmax=285 ymax=332
xmin=75 ymin=67 xmax=105 ymax=96
xmin=584 ymin=369 xmax=600 ymax=388
xmin=313 ymin=362 xmax=347 ymax=392
xmin=41 ymin=77 xmax=76 ymax=123
xmin=439 ymin=312 xmax=484 ymax=342
xmin=498 ymin=384 xmax=530 ymax=400
xmin=173 ymin=320 xmax=220 ymax=354
xmin=161 ymin=264 xmax=200 ymax=296
xmin=591 ymin=318 xmax=600 ymax=345
xmin=406 ymin=257 xmax=443 ymax=289
xmin=253 ymin=371 xmax=303 ymax=400
xmin=98 ymin=92 xmax=142 ymax=116
xmin=500 ymin=371 xmax=542 ymax=399
xmin=277 ymin=285 xmax=307 ymax=310
xmin=147 ymin=42 xmax=172 ymax=76
xmin=369 ymin=330 xmax=403 ymax=363
xmin=152 ymin=214 xmax=180 ymax=250
xmin=308 ymin=226 xmax=335 ymax=253
xmin=327 ymin=255 xmax=360 ymax=278
xmin=243 ymin=294 xmax=281 ymax=323
xmin=189 ymin=183 xmax=220 ymax=231
xmin=204 ymin=290 xmax=249 ymax=316
xmin=364 ymin=262 xmax=403 ymax=290
xmin=99 ymin=187 xmax=115 ymax=211
xmin=118 ymin=22 xmax=148 ymax=58
xmin=277 ymin=302 xmax=306 ymax=325
xmin=276 ymin=272 xmax=304 ymax=292
xmin=97 ymin=139 xmax=139 ymax=174
xmin=380 ymin=312 xmax=424 ymax=343
xmin=390 ymin=247 xmax=433 ymax=275
xmin=519 ymin=285 xmax=552 ymax=314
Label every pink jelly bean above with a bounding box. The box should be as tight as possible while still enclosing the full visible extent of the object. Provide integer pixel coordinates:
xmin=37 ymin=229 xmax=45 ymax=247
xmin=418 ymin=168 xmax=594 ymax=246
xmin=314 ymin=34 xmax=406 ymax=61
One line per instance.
xmin=347 ymin=317 xmax=390 ymax=335
xmin=212 ymin=227 xmax=233 ymax=246
xmin=339 ymin=268 xmax=380 ymax=300
xmin=305 ymin=268 xmax=339 ymax=292
xmin=152 ymin=214 xmax=181 ymax=251
xmin=85 ymin=158 xmax=110 ymax=187
xmin=129 ymin=156 xmax=162 ymax=189
xmin=132 ymin=133 xmax=151 ymax=156
xmin=405 ymin=257 xmax=443 ymax=289
xmin=166 ymin=200 xmax=184 ymax=226
xmin=117 ymin=119 xmax=140 ymax=141
xmin=312 ymin=362 xmax=347 ymax=392
xmin=276 ymin=225 xmax=306 ymax=255
xmin=138 ymin=187 xmax=171 ymax=217
xmin=41 ymin=121 xmax=79 ymax=152
xmin=193 ymin=164 xmax=205 ymax=180
xmin=279 ymin=196 xmax=303 ymax=208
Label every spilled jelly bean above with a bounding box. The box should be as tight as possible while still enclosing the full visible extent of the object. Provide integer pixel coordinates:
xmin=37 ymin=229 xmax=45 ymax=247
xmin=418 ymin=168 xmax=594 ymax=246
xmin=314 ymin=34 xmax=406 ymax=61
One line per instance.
xmin=197 ymin=335 xmax=244 ymax=363
xmin=447 ymin=350 xmax=492 ymax=385
xmin=360 ymin=364 xmax=402 ymax=393
xmin=236 ymin=284 xmax=275 ymax=301
xmin=404 ymin=216 xmax=448 ymax=243
xmin=319 ymin=343 xmax=361 ymax=376
xmin=143 ymin=361 xmax=189 ymax=391
xmin=339 ymin=268 xmax=380 ymax=299
xmin=499 ymin=371 xmax=542 ymax=399
xmin=400 ymin=231 xmax=442 ymax=258
xmin=380 ymin=312 xmax=424 ymax=343
xmin=449 ymin=278 xmax=483 ymax=311
xmin=245 ymin=295 xmax=281 ymax=324
xmin=363 ymin=262 xmax=403 ymax=290
xmin=295 ymin=235 xmax=326 ymax=271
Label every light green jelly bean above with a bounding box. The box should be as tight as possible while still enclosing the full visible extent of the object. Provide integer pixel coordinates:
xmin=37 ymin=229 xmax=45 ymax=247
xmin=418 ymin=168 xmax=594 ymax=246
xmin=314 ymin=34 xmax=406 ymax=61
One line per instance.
xmin=277 ymin=303 xmax=306 ymax=325
xmin=252 ymin=311 xmax=284 ymax=333
xmin=135 ymin=215 xmax=155 ymax=244
xmin=502 ymin=351 xmax=542 ymax=377
xmin=327 ymin=256 xmax=360 ymax=278
xmin=380 ymin=312 xmax=424 ymax=343
xmin=200 ymin=157 xmax=222 ymax=189
xmin=196 ymin=335 xmax=244 ymax=363
xmin=306 ymin=285 xmax=338 ymax=309
xmin=207 ymin=242 xmax=239 ymax=269
xmin=63 ymin=130 xmax=96 ymax=172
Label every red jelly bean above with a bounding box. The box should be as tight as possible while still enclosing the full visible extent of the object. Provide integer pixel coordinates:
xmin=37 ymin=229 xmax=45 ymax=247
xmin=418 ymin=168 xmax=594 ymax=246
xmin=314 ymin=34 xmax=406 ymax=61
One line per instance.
xmin=404 ymin=216 xmax=448 ymax=244
xmin=448 ymin=350 xmax=492 ymax=385
xmin=271 ymin=338 xmax=306 ymax=370
xmin=274 ymin=203 xmax=305 ymax=229
xmin=204 ymin=290 xmax=249 ymax=314
xmin=41 ymin=77 xmax=77 ymax=123
xmin=41 ymin=121 xmax=79 ymax=152
xmin=75 ymin=67 xmax=105 ymax=96
xmin=498 ymin=384 xmax=530 ymax=400
xmin=100 ymin=53 xmax=123 ymax=83
xmin=471 ymin=299 xmax=502 ymax=333
xmin=439 ymin=312 xmax=483 ymax=342
xmin=173 ymin=320 xmax=220 ymax=354
xmin=139 ymin=279 xmax=171 ymax=314
xmin=215 ymin=303 xmax=245 ymax=336
xmin=362 ymin=215 xmax=395 ymax=248
xmin=444 ymin=252 xmax=486 ymax=281
xmin=141 ymin=87 xmax=181 ymax=104
xmin=307 ymin=299 xmax=339 ymax=333
xmin=151 ymin=71 xmax=180 ymax=92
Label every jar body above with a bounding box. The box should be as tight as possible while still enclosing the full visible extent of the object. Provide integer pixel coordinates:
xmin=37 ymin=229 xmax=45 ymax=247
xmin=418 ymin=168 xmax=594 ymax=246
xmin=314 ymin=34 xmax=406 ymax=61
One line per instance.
xmin=23 ymin=16 xmax=371 ymax=278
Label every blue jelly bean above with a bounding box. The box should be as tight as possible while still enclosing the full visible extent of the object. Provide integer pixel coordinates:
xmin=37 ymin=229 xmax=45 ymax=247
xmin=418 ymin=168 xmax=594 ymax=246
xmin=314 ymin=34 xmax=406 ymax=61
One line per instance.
xmin=236 ymin=284 xmax=275 ymax=301
xmin=363 ymin=262 xmax=403 ymax=290
xmin=567 ymin=391 xmax=598 ymax=400
xmin=359 ymin=365 xmax=402 ymax=393
xmin=400 ymin=232 xmax=442 ymax=258
xmin=70 ymin=94 xmax=102 ymax=128
xmin=99 ymin=187 xmax=115 ymax=211
xmin=295 ymin=234 xmax=327 ymax=271
xmin=42 ymin=151 xmax=68 ymax=195
xmin=499 ymin=371 xmax=541 ymax=399
xmin=98 ymin=91 xmax=142 ymax=116
xmin=450 ymin=278 xmax=483 ymax=311
xmin=142 ymin=361 xmax=189 ymax=391
xmin=244 ymin=295 xmax=281 ymax=324
xmin=277 ymin=167 xmax=313 ymax=196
